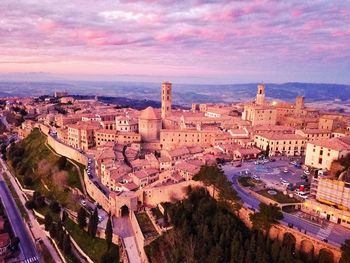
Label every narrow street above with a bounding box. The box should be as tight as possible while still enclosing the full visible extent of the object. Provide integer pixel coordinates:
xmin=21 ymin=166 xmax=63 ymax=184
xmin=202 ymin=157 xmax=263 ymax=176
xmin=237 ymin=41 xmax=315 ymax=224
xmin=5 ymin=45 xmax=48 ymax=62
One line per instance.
xmin=113 ymin=216 xmax=142 ymax=263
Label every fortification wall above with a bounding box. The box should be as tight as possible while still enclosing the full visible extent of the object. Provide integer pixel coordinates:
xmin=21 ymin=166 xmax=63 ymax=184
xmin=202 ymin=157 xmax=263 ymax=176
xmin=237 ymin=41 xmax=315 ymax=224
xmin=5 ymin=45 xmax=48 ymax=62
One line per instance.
xmin=130 ymin=211 xmax=148 ymax=263
xmin=139 ymin=180 xmax=204 ymax=206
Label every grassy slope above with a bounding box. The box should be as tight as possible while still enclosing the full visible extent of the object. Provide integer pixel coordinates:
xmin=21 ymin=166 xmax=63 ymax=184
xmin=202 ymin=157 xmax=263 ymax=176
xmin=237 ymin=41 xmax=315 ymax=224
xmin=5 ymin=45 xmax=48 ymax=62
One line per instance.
xmin=64 ymin=218 xmax=118 ymax=263
xmin=9 ymin=128 xmax=82 ymax=210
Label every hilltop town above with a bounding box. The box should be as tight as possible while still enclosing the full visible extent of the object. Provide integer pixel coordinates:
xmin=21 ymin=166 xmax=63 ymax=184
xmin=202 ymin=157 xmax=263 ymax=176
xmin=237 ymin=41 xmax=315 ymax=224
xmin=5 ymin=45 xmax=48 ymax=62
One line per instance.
xmin=1 ymin=83 xmax=350 ymax=263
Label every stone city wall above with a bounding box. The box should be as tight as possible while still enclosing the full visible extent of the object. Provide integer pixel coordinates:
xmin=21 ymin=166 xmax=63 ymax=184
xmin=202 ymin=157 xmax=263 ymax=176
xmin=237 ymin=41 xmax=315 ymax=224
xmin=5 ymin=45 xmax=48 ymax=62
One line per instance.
xmin=129 ymin=211 xmax=149 ymax=263
xmin=139 ymin=180 xmax=204 ymax=206
xmin=83 ymin=171 xmax=110 ymax=211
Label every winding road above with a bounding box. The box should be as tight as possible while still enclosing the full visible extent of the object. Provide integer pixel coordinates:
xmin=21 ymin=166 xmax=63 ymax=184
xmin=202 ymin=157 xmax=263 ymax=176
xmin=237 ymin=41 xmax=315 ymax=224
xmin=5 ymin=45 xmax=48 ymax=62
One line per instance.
xmin=0 ymin=173 xmax=39 ymax=263
xmin=223 ymin=163 xmax=350 ymax=247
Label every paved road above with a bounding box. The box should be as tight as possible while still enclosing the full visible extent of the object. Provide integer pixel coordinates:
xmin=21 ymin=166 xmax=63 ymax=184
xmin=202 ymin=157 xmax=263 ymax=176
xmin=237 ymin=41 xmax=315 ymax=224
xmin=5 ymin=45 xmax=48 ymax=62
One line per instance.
xmin=0 ymin=158 xmax=63 ymax=263
xmin=0 ymin=174 xmax=39 ymax=263
xmin=223 ymin=163 xmax=350 ymax=246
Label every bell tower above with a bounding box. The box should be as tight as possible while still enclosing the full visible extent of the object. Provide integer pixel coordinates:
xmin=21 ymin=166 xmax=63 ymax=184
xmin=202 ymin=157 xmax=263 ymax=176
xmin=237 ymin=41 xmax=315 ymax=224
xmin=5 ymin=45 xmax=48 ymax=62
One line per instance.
xmin=161 ymin=82 xmax=172 ymax=119
xmin=256 ymin=83 xmax=265 ymax=105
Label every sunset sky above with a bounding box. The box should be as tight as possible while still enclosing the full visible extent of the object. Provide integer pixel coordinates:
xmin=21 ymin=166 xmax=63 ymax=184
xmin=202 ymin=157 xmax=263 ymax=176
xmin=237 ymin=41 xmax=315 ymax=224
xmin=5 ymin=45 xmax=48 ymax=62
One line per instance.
xmin=0 ymin=0 xmax=349 ymax=84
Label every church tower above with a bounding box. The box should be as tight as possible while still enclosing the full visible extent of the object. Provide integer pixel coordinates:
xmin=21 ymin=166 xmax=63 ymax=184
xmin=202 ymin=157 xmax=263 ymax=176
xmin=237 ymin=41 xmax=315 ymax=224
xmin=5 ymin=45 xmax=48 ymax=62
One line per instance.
xmin=256 ymin=83 xmax=265 ymax=105
xmin=295 ymin=96 xmax=305 ymax=110
xmin=161 ymin=82 xmax=172 ymax=119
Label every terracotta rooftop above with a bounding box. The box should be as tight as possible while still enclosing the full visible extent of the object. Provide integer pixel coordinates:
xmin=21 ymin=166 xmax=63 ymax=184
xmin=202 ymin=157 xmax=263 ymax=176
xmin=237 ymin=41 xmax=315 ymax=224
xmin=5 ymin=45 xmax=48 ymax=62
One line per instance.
xmin=139 ymin=106 xmax=160 ymax=120
xmin=311 ymin=137 xmax=350 ymax=151
xmin=258 ymin=132 xmax=304 ymax=141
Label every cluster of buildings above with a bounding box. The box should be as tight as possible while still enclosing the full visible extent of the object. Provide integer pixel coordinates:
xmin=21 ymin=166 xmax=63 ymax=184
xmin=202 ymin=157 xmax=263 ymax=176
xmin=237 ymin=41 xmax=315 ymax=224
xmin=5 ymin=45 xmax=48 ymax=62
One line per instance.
xmin=8 ymin=82 xmax=350 ymax=228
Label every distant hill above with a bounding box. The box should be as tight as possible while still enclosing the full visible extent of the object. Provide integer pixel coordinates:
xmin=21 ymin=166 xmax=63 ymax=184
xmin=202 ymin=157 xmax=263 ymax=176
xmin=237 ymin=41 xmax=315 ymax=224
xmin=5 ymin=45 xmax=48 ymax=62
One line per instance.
xmin=0 ymin=81 xmax=349 ymax=106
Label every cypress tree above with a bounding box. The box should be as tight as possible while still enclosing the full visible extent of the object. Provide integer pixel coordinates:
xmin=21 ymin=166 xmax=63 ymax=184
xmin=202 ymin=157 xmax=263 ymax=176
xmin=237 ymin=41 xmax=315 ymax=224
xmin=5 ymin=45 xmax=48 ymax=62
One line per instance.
xmin=44 ymin=214 xmax=53 ymax=231
xmin=78 ymin=207 xmax=87 ymax=229
xmin=63 ymin=233 xmax=71 ymax=255
xmin=105 ymin=215 xmax=113 ymax=249
xmin=88 ymin=207 xmax=98 ymax=237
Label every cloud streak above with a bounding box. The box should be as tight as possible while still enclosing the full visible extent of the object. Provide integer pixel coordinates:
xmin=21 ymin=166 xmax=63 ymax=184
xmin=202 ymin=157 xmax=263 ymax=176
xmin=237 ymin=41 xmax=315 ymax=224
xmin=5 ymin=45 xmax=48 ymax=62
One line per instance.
xmin=0 ymin=0 xmax=349 ymax=83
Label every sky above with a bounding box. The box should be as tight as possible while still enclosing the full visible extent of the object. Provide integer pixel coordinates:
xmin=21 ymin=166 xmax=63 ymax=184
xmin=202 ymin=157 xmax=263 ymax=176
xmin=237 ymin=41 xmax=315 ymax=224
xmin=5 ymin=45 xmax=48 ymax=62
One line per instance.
xmin=0 ymin=0 xmax=349 ymax=84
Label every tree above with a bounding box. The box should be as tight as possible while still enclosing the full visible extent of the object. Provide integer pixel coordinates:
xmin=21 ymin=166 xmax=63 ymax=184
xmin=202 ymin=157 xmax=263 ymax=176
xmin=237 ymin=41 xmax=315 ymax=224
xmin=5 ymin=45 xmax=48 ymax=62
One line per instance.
xmin=56 ymin=220 xmax=65 ymax=248
xmin=44 ymin=214 xmax=53 ymax=231
xmin=100 ymin=247 xmax=119 ymax=263
xmin=49 ymin=201 xmax=61 ymax=213
xmin=77 ymin=207 xmax=87 ymax=229
xmin=265 ymin=144 xmax=270 ymax=157
xmin=62 ymin=210 xmax=68 ymax=222
xmin=25 ymin=200 xmax=36 ymax=210
xmin=163 ymin=208 xmax=169 ymax=227
xmin=88 ymin=207 xmax=99 ymax=237
xmin=23 ymin=176 xmax=33 ymax=186
xmin=49 ymin=224 xmax=57 ymax=239
xmin=58 ymin=156 xmax=67 ymax=170
xmin=341 ymin=239 xmax=350 ymax=263
xmin=63 ymin=233 xmax=72 ymax=255
xmin=105 ymin=215 xmax=113 ymax=249
xmin=249 ymin=203 xmax=283 ymax=232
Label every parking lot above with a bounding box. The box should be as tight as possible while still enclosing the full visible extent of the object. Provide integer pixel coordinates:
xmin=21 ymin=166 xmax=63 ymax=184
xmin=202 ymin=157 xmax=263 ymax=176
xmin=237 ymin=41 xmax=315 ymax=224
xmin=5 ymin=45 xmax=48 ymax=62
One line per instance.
xmin=223 ymin=158 xmax=310 ymax=193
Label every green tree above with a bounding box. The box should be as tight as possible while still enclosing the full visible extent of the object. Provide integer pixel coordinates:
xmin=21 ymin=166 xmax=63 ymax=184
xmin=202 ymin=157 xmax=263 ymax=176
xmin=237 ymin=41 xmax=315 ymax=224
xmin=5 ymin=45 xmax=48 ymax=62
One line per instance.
xmin=23 ymin=176 xmax=33 ymax=186
xmin=105 ymin=215 xmax=113 ymax=249
xmin=62 ymin=210 xmax=68 ymax=222
xmin=44 ymin=214 xmax=53 ymax=231
xmin=88 ymin=207 xmax=98 ymax=237
xmin=265 ymin=144 xmax=270 ymax=157
xmin=163 ymin=208 xmax=169 ymax=227
xmin=100 ymin=247 xmax=119 ymax=263
xmin=49 ymin=224 xmax=57 ymax=239
xmin=63 ymin=233 xmax=72 ymax=256
xmin=250 ymin=203 xmax=283 ymax=232
xmin=58 ymin=156 xmax=67 ymax=170
xmin=49 ymin=201 xmax=61 ymax=213
xmin=341 ymin=239 xmax=350 ymax=263
xmin=77 ymin=207 xmax=87 ymax=229
xmin=56 ymin=220 xmax=65 ymax=248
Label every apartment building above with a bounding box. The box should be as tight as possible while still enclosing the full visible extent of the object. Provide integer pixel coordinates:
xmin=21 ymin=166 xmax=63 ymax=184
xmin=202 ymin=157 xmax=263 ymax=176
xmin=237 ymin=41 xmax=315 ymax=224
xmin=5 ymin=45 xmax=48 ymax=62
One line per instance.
xmin=305 ymin=137 xmax=350 ymax=170
xmin=304 ymin=176 xmax=350 ymax=228
xmin=254 ymin=132 xmax=306 ymax=156
xmin=67 ymin=121 xmax=100 ymax=150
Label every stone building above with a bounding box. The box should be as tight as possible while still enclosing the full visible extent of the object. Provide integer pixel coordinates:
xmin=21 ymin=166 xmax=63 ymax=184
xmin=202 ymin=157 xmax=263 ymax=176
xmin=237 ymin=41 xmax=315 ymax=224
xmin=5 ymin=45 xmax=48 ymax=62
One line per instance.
xmin=138 ymin=107 xmax=162 ymax=143
xmin=161 ymin=81 xmax=172 ymax=119
xmin=305 ymin=137 xmax=350 ymax=170
xmin=254 ymin=132 xmax=306 ymax=156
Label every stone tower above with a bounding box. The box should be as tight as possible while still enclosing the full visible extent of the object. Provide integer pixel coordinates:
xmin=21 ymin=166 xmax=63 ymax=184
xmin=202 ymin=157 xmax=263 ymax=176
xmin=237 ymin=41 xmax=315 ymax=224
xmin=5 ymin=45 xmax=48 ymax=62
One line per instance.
xmin=161 ymin=82 xmax=172 ymax=119
xmin=295 ymin=96 xmax=305 ymax=110
xmin=256 ymin=83 xmax=265 ymax=105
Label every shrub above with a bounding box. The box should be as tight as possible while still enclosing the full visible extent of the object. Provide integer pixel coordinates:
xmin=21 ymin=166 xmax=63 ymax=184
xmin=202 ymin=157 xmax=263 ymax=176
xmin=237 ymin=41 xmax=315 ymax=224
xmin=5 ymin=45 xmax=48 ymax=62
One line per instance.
xmin=49 ymin=201 xmax=61 ymax=213
xmin=23 ymin=176 xmax=33 ymax=186
xmin=25 ymin=200 xmax=36 ymax=210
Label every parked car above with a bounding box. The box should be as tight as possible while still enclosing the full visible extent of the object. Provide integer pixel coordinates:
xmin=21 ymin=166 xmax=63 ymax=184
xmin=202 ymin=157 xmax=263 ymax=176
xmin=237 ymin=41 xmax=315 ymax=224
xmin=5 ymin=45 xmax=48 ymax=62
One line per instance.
xmin=287 ymin=184 xmax=295 ymax=191
xmin=296 ymin=192 xmax=309 ymax=199
xmin=304 ymin=170 xmax=310 ymax=175
xmin=280 ymin=179 xmax=289 ymax=186
xmin=283 ymin=168 xmax=289 ymax=173
xmin=294 ymin=163 xmax=302 ymax=169
xmin=252 ymin=175 xmax=261 ymax=181
xmin=81 ymin=200 xmax=86 ymax=206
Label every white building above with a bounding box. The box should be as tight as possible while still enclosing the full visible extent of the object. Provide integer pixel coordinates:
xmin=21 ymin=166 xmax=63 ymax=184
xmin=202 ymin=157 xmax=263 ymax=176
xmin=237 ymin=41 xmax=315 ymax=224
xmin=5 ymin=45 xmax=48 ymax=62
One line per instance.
xmin=304 ymin=137 xmax=350 ymax=170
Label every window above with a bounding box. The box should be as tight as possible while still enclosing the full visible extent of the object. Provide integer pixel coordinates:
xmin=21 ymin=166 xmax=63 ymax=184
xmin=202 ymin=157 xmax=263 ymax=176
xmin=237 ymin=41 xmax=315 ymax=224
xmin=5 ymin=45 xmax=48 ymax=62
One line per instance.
xmin=318 ymin=158 xmax=322 ymax=164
